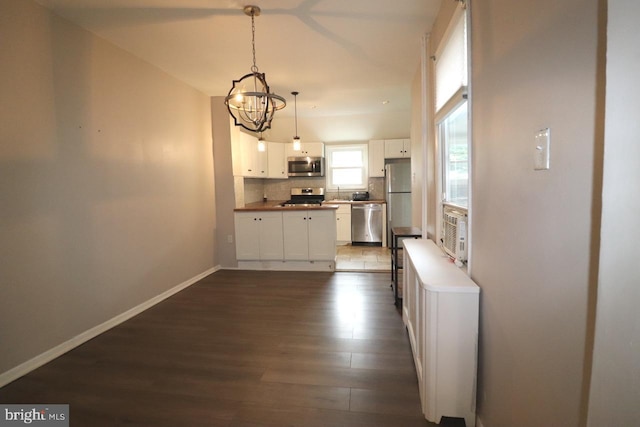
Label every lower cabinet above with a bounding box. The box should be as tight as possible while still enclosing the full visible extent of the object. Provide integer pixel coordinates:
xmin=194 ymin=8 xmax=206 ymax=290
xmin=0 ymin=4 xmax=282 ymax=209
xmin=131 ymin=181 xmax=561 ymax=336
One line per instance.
xmin=336 ymin=204 xmax=352 ymax=243
xmin=283 ymin=210 xmax=336 ymax=260
xmin=234 ymin=210 xmax=337 ymax=267
xmin=235 ymin=212 xmax=284 ymax=260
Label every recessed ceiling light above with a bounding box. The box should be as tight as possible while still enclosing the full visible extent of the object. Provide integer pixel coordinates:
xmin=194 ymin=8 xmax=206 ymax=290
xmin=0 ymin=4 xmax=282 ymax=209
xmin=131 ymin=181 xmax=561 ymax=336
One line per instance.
xmin=382 ymin=100 xmax=390 ymax=105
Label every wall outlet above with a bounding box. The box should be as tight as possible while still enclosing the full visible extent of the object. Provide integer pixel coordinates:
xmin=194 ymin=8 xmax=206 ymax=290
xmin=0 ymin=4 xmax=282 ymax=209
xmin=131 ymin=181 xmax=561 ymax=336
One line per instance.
xmin=227 ymin=235 xmax=233 ymax=243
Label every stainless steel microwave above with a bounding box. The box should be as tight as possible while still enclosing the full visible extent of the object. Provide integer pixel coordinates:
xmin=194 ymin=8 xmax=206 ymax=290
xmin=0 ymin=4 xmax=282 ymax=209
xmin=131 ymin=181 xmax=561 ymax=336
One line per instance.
xmin=287 ymin=156 xmax=325 ymax=177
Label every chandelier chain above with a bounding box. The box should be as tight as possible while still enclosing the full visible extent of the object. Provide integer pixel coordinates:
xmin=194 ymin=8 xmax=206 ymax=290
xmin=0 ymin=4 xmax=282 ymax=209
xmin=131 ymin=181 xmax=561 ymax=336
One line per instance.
xmin=250 ymin=12 xmax=258 ymax=73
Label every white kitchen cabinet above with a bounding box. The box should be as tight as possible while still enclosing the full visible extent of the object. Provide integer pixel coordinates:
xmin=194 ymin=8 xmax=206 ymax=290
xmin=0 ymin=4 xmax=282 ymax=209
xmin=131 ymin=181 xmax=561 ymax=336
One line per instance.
xmin=384 ymin=138 xmax=411 ymax=159
xmin=232 ymin=132 xmax=268 ymax=178
xmin=369 ymin=139 xmax=386 ymax=177
xmin=234 ymin=212 xmax=283 ymax=260
xmin=286 ymin=141 xmax=324 ymax=158
xmin=308 ymin=210 xmax=337 ymax=259
xmin=267 ymin=141 xmax=287 ymax=179
xmin=403 ymin=239 xmax=479 ymax=427
xmin=335 ymin=204 xmax=352 ymax=243
xmin=283 ymin=210 xmax=336 ymax=260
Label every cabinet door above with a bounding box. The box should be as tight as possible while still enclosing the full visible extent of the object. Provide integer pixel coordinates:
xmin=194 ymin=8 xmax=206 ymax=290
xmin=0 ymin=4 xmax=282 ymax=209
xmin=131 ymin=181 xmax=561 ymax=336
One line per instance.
xmin=283 ymin=211 xmax=310 ymax=260
xmin=258 ymin=212 xmax=284 ymax=260
xmin=384 ymin=139 xmax=406 ymax=159
xmin=239 ymin=131 xmax=259 ymax=176
xmin=267 ymin=141 xmax=287 ymax=179
xmin=235 ymin=212 xmax=261 ymax=259
xmin=401 ymin=139 xmax=411 ymax=157
xmin=336 ymin=213 xmax=351 ymax=242
xmin=303 ymin=142 xmax=325 ymax=157
xmin=256 ymin=149 xmax=268 ymax=177
xmin=286 ymin=141 xmax=324 ymax=157
xmin=369 ymin=139 xmax=385 ymax=177
xmin=308 ymin=210 xmax=336 ymax=260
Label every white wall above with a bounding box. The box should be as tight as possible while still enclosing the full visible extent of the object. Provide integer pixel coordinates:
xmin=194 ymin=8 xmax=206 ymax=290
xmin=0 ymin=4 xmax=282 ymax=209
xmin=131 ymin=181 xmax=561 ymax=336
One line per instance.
xmin=469 ymin=0 xmax=601 ymax=425
xmin=587 ymin=0 xmax=640 ymax=424
xmin=0 ymin=0 xmax=216 ymax=379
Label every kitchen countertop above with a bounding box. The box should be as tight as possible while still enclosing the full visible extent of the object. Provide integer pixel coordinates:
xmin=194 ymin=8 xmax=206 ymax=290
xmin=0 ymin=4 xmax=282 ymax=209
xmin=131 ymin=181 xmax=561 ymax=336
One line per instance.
xmin=234 ymin=200 xmax=339 ymax=212
xmin=324 ymin=199 xmax=386 ymax=204
xmin=234 ymin=199 xmax=386 ymax=212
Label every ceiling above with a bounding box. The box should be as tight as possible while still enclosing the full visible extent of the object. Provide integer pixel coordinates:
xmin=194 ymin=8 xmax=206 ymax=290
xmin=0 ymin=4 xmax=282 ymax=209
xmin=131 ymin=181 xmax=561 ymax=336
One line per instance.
xmin=35 ymin=0 xmax=442 ymax=141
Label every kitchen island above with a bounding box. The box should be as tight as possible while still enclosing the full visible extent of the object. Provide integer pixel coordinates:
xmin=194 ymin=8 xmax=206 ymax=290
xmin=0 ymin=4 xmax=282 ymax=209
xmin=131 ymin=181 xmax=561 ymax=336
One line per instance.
xmin=233 ymin=202 xmax=339 ymax=271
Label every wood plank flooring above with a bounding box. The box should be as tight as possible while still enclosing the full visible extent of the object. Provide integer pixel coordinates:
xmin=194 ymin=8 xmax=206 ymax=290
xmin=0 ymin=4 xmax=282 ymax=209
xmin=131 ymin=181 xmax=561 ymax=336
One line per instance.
xmin=0 ymin=270 xmax=467 ymax=427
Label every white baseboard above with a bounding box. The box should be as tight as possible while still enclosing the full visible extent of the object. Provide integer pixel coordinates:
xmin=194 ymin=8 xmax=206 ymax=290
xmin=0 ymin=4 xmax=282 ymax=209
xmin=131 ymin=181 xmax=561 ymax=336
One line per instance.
xmin=0 ymin=266 xmax=219 ymax=388
xmin=237 ymin=260 xmax=336 ymax=271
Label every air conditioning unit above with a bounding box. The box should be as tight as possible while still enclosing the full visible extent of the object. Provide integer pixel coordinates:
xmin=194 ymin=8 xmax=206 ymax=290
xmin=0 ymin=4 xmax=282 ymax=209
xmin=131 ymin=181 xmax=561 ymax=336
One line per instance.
xmin=442 ymin=206 xmax=467 ymax=263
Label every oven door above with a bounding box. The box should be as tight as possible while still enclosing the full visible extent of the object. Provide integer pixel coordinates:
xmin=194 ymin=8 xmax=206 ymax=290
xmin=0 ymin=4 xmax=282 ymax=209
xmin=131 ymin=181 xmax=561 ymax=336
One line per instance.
xmin=288 ymin=157 xmax=325 ymax=177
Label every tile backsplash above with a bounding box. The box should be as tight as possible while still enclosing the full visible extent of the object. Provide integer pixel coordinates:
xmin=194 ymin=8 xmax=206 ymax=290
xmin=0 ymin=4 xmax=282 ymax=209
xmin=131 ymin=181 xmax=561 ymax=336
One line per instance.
xmin=243 ymin=177 xmax=385 ymax=204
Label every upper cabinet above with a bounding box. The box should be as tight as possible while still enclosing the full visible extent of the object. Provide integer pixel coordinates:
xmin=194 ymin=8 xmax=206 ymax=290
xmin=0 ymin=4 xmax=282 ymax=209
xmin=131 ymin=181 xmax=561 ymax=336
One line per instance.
xmin=267 ymin=141 xmax=287 ymax=179
xmin=231 ymin=128 xmax=288 ymax=179
xmin=286 ymin=141 xmax=324 ymax=158
xmin=384 ymin=138 xmax=411 ymax=159
xmin=369 ymin=139 xmax=386 ymax=177
xmin=236 ymin=131 xmax=267 ymax=177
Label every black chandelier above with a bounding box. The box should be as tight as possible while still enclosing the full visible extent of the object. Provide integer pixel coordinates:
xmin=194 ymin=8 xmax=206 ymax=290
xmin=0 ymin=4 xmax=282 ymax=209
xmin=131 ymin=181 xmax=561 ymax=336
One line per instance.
xmin=224 ymin=5 xmax=286 ymax=133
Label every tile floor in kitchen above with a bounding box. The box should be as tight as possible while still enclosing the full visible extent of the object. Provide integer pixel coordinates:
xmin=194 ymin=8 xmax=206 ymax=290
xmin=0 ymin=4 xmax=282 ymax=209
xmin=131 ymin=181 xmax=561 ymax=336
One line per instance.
xmin=336 ymin=244 xmax=391 ymax=272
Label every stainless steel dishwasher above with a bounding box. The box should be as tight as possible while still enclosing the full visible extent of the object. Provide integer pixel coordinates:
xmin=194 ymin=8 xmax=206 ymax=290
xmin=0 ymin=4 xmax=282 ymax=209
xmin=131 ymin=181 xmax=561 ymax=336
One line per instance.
xmin=351 ymin=203 xmax=383 ymax=245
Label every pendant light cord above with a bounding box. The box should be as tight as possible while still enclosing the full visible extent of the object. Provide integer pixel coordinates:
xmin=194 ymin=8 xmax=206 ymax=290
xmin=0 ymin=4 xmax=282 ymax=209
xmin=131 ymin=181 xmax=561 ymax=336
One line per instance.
xmin=294 ymin=93 xmax=298 ymax=136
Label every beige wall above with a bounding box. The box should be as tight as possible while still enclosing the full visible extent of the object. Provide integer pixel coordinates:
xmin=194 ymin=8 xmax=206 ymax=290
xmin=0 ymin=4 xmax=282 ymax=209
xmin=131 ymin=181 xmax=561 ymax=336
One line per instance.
xmin=470 ymin=0 xmax=601 ymax=426
xmin=0 ymin=0 xmax=215 ymax=377
xmin=588 ymin=0 xmax=640 ymax=425
xmin=211 ymin=98 xmax=239 ymax=269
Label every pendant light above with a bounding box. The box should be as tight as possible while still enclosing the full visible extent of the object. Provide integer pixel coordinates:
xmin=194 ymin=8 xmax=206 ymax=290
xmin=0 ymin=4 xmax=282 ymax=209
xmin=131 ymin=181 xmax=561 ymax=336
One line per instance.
xmin=224 ymin=6 xmax=286 ymax=133
xmin=257 ymin=132 xmax=266 ymax=152
xmin=292 ymin=91 xmax=301 ymax=151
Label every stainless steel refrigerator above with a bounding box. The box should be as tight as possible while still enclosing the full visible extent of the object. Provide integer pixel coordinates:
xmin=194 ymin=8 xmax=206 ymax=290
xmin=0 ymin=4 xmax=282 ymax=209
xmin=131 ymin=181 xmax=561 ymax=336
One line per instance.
xmin=385 ymin=160 xmax=412 ymax=245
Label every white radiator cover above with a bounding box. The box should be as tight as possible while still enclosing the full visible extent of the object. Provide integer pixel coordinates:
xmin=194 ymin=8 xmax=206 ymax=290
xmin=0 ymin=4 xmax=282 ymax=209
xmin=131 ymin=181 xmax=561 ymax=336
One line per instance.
xmin=403 ymin=239 xmax=479 ymax=427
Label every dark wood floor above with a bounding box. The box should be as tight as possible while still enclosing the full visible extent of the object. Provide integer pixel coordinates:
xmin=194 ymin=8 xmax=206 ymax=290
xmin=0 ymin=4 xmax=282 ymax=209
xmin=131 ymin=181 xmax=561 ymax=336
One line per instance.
xmin=0 ymin=270 xmax=467 ymax=427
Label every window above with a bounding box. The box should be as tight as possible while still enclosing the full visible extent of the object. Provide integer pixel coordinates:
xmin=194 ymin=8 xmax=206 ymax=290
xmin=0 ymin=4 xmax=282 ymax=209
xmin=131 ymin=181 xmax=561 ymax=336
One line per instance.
xmin=432 ymin=3 xmax=470 ymax=264
xmin=440 ymin=101 xmax=468 ymax=208
xmin=435 ymin=5 xmax=469 ymax=211
xmin=325 ymin=144 xmax=368 ymax=191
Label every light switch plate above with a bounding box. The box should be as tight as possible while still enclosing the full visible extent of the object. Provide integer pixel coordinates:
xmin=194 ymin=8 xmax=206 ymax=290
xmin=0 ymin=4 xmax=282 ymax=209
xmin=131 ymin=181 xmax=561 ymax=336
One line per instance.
xmin=534 ymin=128 xmax=550 ymax=170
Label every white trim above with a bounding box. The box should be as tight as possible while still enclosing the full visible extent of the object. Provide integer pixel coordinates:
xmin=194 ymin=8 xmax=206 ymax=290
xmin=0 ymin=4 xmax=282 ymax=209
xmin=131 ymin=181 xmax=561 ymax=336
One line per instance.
xmin=421 ymin=33 xmax=431 ymax=240
xmin=0 ymin=266 xmax=220 ymax=388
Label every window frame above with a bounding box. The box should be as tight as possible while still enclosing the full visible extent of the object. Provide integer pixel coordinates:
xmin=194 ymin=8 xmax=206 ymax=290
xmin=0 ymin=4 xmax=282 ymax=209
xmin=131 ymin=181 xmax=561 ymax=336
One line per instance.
xmin=325 ymin=144 xmax=369 ymax=191
xmin=437 ymin=96 xmax=469 ymax=210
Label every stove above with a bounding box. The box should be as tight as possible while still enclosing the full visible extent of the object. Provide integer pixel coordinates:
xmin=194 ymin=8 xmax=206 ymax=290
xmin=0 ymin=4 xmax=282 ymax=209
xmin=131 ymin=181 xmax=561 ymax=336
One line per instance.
xmin=282 ymin=187 xmax=325 ymax=207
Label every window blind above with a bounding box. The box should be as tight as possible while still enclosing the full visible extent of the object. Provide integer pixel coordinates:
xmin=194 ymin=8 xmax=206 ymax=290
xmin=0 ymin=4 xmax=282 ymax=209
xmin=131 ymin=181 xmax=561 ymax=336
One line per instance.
xmin=435 ymin=8 xmax=467 ymax=112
